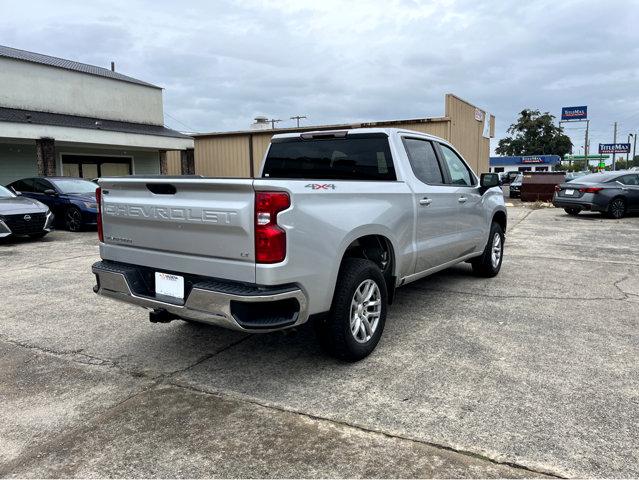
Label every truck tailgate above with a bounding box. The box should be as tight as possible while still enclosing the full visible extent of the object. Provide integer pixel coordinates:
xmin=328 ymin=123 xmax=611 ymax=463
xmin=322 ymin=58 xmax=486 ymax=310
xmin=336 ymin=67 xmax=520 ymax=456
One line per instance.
xmin=99 ymin=177 xmax=256 ymax=282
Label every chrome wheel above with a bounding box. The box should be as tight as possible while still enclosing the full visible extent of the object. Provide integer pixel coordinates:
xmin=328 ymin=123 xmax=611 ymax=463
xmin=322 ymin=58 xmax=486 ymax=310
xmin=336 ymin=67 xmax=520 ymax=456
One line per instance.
xmin=350 ymin=279 xmax=381 ymax=343
xmin=490 ymin=232 xmax=502 ymax=269
xmin=609 ymin=199 xmax=625 ymax=219
xmin=66 ymin=208 xmax=82 ymax=231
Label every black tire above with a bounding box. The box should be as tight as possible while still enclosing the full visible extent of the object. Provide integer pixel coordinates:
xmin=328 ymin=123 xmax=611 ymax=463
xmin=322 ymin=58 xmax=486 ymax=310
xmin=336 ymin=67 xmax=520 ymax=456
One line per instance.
xmin=28 ymin=231 xmax=48 ymax=239
xmin=564 ymin=207 xmax=580 ymax=216
xmin=316 ymin=258 xmax=387 ymax=361
xmin=471 ymin=222 xmax=504 ymax=277
xmin=65 ymin=206 xmax=83 ymax=232
xmin=606 ymin=197 xmax=626 ymax=219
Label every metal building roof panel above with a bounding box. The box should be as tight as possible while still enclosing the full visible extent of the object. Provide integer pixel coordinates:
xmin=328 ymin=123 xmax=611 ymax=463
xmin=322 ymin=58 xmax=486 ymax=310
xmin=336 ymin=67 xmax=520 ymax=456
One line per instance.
xmin=0 ymin=45 xmax=160 ymax=89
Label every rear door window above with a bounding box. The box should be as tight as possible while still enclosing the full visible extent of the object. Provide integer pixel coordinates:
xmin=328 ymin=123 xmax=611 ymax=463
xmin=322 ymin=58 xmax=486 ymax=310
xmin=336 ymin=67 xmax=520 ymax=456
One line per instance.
xmin=33 ymin=178 xmax=54 ymax=193
xmin=403 ymin=138 xmax=444 ymax=185
xmin=617 ymin=174 xmax=639 ymax=186
xmin=439 ymin=144 xmax=475 ymax=186
xmin=11 ymin=178 xmax=35 ymax=192
xmin=263 ymin=134 xmax=395 ymax=180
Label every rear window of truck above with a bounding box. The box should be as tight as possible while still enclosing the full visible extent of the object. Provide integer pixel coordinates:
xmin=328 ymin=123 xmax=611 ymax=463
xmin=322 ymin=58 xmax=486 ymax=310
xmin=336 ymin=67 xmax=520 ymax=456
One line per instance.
xmin=262 ymin=135 xmax=396 ymax=180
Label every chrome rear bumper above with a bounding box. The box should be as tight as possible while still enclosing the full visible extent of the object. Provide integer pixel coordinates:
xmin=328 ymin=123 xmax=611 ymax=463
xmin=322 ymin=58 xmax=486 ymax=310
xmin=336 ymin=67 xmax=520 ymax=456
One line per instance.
xmin=92 ymin=261 xmax=308 ymax=332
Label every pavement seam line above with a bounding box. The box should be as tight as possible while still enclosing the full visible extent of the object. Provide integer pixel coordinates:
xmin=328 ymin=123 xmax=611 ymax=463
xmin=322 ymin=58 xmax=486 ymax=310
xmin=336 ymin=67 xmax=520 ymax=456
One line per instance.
xmin=0 ymin=333 xmax=562 ymax=478
xmin=167 ymin=380 xmax=565 ymax=479
xmin=0 ymin=384 xmax=157 ymax=477
xmin=3 ymin=253 xmax=98 ymax=272
xmin=504 ymin=253 xmax=639 ymax=267
xmin=402 ymin=285 xmax=629 ymax=302
xmin=507 ymin=209 xmax=535 ymax=234
xmin=0 ymin=331 xmax=251 ymax=381
xmin=163 ymin=334 xmax=252 ymax=378
xmin=0 ymin=336 xmax=149 ymax=378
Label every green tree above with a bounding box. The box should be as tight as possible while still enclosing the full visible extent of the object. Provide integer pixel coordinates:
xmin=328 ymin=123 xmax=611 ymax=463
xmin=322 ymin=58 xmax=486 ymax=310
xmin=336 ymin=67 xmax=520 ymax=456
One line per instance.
xmin=496 ymin=109 xmax=573 ymax=157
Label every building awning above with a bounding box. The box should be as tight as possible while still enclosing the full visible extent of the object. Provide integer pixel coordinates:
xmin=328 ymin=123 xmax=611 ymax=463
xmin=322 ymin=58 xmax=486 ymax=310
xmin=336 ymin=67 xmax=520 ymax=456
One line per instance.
xmin=489 ymin=155 xmax=560 ymax=166
xmin=0 ymin=107 xmax=193 ymax=150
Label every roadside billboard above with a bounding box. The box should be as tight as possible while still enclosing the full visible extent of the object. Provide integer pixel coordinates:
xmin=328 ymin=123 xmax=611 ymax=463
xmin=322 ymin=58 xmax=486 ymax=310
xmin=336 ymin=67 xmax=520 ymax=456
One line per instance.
xmin=598 ymin=143 xmax=631 ymax=154
xmin=561 ymin=106 xmax=588 ymax=121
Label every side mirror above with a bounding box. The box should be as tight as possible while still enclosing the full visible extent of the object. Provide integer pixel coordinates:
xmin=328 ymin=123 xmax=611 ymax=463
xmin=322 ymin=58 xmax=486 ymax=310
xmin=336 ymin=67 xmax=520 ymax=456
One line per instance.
xmin=44 ymin=189 xmax=57 ymax=196
xmin=480 ymin=173 xmax=500 ymax=193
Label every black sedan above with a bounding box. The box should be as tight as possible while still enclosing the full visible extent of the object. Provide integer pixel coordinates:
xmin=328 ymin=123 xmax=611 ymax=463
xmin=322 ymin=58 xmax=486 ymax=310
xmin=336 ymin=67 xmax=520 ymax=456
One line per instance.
xmin=553 ymin=171 xmax=639 ymax=219
xmin=7 ymin=177 xmax=98 ymax=231
xmin=508 ymin=174 xmax=523 ymax=198
xmin=0 ymin=185 xmax=54 ymax=239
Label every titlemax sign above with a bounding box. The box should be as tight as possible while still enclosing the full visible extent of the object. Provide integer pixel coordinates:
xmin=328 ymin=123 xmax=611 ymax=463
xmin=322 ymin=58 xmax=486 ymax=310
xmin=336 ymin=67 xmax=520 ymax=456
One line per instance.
xmin=104 ymin=203 xmax=238 ymax=225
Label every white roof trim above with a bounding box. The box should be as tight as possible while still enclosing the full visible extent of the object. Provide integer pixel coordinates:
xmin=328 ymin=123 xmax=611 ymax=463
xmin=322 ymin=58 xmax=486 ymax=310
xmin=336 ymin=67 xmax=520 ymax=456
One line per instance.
xmin=0 ymin=122 xmax=193 ymax=150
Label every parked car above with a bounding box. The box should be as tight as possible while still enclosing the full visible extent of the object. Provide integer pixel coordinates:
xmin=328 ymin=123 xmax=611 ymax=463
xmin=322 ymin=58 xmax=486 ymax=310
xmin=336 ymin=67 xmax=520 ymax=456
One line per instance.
xmin=0 ymin=185 xmax=54 ymax=239
xmin=92 ymin=128 xmax=507 ymax=361
xmin=509 ymin=174 xmax=523 ymax=198
xmin=7 ymin=177 xmax=98 ymax=231
xmin=501 ymin=171 xmax=519 ymax=184
xmin=565 ymin=171 xmax=588 ymax=182
xmin=553 ymin=171 xmax=639 ymax=218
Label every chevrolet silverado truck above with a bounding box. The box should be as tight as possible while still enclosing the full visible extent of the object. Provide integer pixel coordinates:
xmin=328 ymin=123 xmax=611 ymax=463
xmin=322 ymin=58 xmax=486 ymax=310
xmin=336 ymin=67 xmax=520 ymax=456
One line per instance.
xmin=92 ymin=128 xmax=506 ymax=360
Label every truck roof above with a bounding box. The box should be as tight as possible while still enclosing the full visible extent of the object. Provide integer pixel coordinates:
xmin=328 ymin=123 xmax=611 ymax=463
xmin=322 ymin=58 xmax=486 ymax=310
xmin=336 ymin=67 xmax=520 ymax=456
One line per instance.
xmin=271 ymin=127 xmax=446 ymax=143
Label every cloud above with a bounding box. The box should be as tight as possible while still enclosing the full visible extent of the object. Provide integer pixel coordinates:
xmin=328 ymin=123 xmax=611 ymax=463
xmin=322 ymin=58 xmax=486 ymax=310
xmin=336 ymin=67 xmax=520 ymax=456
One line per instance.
xmin=1 ymin=0 xmax=637 ymax=152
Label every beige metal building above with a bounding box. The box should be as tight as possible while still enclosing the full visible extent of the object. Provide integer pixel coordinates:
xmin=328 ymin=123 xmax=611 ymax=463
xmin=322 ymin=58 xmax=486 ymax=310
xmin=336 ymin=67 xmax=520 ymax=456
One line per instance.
xmin=168 ymin=94 xmax=494 ymax=177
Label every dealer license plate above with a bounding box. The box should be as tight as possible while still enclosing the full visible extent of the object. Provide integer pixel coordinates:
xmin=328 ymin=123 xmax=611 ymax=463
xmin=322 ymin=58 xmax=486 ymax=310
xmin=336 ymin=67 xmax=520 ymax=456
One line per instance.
xmin=155 ymin=272 xmax=184 ymax=299
xmin=565 ymin=189 xmax=575 ymax=195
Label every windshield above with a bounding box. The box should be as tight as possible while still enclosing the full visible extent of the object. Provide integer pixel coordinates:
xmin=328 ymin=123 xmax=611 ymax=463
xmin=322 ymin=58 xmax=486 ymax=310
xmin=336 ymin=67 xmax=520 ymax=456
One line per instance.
xmin=0 ymin=185 xmax=16 ymax=198
xmin=50 ymin=178 xmax=97 ymax=194
xmin=514 ymin=174 xmax=523 ymax=182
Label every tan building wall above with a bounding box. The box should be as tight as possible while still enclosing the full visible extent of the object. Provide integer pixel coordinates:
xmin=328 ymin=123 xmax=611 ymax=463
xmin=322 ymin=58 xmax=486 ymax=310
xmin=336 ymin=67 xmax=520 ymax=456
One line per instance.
xmin=165 ymin=150 xmax=182 ymax=175
xmin=192 ymin=94 xmax=493 ymax=178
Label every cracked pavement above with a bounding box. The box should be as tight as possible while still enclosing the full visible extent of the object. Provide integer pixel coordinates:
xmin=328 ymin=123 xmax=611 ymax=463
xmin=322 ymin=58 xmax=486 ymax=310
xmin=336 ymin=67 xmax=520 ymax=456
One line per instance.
xmin=0 ymin=206 xmax=637 ymax=478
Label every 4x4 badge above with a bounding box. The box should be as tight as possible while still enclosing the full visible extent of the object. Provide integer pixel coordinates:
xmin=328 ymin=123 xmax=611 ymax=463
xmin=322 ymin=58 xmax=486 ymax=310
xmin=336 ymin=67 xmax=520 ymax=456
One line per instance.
xmin=305 ymin=183 xmax=335 ymax=190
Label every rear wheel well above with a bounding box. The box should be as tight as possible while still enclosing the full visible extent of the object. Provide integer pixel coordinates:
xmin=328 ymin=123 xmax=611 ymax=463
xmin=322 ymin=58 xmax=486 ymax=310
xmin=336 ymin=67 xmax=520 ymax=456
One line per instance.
xmin=341 ymin=235 xmax=396 ymax=303
xmin=492 ymin=210 xmax=507 ymax=232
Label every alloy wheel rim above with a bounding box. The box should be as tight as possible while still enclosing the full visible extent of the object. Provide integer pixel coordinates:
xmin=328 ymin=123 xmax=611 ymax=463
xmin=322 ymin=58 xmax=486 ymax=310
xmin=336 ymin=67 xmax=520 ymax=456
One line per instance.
xmin=611 ymin=200 xmax=624 ymax=218
xmin=67 ymin=209 xmax=81 ymax=231
xmin=491 ymin=233 xmax=502 ymax=269
xmin=350 ymin=279 xmax=381 ymax=344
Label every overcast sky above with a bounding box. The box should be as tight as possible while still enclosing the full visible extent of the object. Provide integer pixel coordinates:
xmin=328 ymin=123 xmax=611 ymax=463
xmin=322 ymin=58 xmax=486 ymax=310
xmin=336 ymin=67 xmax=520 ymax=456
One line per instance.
xmin=2 ymin=0 xmax=638 ymax=154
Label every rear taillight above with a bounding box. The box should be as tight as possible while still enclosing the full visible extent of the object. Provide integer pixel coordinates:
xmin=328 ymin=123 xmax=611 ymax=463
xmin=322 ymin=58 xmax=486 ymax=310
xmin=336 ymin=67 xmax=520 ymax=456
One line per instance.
xmin=579 ymin=187 xmax=603 ymax=193
xmin=255 ymin=191 xmax=290 ymax=264
xmin=96 ymin=187 xmax=103 ymax=242
xmin=555 ymin=185 xmax=561 ymax=192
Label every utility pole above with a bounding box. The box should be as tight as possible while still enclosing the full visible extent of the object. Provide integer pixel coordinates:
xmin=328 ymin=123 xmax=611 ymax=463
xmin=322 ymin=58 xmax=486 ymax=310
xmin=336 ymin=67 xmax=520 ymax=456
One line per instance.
xmin=584 ymin=119 xmax=590 ymax=171
xmin=612 ymin=122 xmax=618 ymax=170
xmin=290 ymin=115 xmax=307 ymax=127
xmin=269 ymin=119 xmax=282 ymax=129
xmin=632 ymin=133 xmax=637 ymax=167
xmin=627 ymin=134 xmax=632 ymax=164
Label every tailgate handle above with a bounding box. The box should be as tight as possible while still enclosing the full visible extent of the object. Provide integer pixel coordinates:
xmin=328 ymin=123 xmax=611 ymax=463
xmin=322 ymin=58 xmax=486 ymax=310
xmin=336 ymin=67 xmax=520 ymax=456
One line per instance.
xmin=146 ymin=183 xmax=177 ymax=195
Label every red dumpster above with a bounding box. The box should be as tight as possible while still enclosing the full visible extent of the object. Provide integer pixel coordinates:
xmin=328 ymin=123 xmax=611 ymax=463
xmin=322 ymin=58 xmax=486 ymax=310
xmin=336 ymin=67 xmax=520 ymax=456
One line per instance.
xmin=520 ymin=172 xmax=566 ymax=202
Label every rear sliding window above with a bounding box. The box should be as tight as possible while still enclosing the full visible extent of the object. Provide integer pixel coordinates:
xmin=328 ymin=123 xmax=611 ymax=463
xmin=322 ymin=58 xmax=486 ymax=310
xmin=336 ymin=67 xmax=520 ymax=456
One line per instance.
xmin=262 ymin=135 xmax=396 ymax=180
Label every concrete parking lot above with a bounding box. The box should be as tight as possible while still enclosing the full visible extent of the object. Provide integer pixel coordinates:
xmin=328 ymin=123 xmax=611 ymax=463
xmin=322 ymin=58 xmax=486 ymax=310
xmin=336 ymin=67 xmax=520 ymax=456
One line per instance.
xmin=1 ymin=206 xmax=638 ymax=478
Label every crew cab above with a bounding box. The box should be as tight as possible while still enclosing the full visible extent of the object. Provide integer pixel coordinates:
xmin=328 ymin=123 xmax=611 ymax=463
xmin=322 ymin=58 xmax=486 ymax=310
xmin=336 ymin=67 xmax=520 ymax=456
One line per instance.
xmin=92 ymin=128 xmax=506 ymax=360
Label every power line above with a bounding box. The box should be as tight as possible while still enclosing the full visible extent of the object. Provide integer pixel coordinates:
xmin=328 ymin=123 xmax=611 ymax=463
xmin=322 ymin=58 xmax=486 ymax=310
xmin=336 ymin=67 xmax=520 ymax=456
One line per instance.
xmin=164 ymin=112 xmax=195 ymax=132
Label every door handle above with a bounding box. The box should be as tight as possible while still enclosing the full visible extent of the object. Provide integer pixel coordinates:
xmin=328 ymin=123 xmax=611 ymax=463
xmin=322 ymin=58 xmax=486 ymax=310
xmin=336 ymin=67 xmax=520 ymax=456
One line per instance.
xmin=458 ymin=196 xmax=467 ymax=203
xmin=419 ymin=197 xmax=432 ymax=206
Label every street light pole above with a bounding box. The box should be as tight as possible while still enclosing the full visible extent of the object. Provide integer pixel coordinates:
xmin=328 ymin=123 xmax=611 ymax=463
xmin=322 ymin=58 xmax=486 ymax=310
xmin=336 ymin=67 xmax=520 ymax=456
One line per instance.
xmin=584 ymin=119 xmax=590 ymax=171
xmin=633 ymin=133 xmax=638 ymax=167
xmin=612 ymin=122 xmax=618 ymax=170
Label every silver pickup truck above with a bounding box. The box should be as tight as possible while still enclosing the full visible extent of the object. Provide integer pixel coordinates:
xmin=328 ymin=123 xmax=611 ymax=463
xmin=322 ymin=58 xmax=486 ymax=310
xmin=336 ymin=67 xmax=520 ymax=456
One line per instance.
xmin=92 ymin=128 xmax=506 ymax=360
